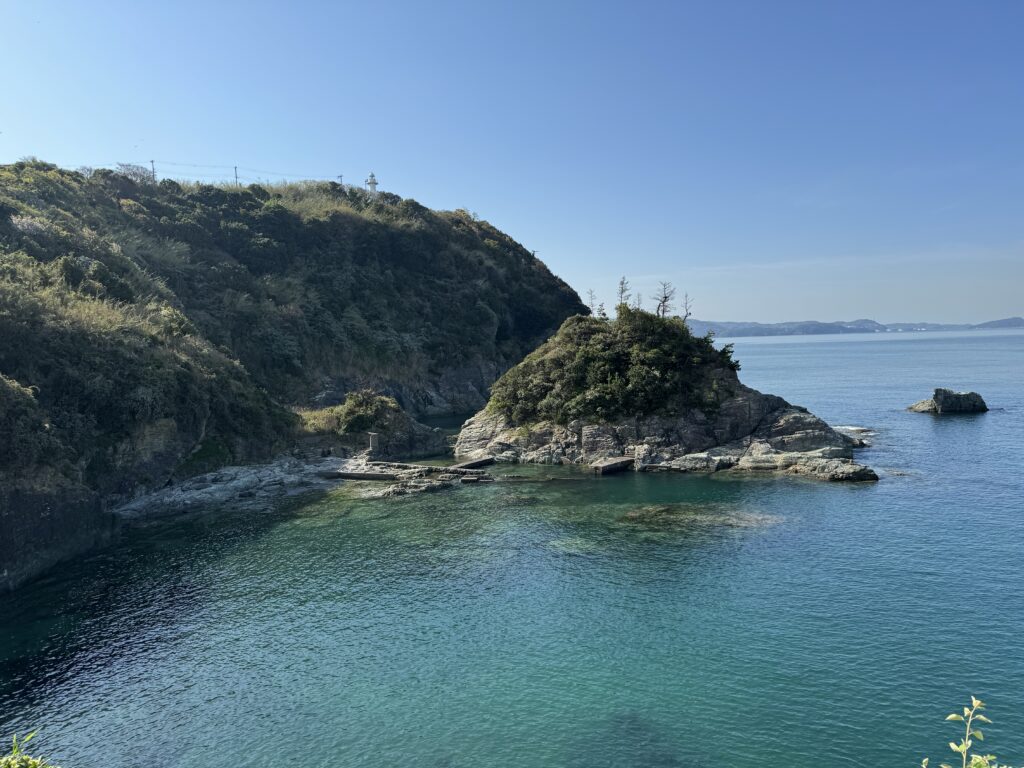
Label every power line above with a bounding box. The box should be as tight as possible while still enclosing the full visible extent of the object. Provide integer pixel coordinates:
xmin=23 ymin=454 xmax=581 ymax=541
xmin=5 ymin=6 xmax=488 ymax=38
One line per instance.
xmin=236 ymin=165 xmax=325 ymax=178
xmin=59 ymin=159 xmax=363 ymax=186
xmin=153 ymin=160 xmax=236 ymax=169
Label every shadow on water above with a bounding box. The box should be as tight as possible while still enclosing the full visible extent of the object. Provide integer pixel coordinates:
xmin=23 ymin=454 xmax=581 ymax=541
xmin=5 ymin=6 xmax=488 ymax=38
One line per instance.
xmin=0 ymin=487 xmax=338 ymax=706
xmin=564 ymin=711 xmax=710 ymax=768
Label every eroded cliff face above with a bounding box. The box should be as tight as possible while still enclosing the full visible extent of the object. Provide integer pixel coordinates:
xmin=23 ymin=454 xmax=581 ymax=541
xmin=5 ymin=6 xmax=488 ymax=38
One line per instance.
xmin=455 ymin=382 xmax=877 ymax=482
xmin=0 ymin=476 xmax=112 ymax=592
xmin=0 ymin=411 xmax=286 ymax=591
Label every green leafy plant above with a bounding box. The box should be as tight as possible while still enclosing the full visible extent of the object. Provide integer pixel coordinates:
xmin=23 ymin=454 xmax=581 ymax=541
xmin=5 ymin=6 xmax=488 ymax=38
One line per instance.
xmin=1 ymin=732 xmax=59 ymax=768
xmin=922 ymin=696 xmax=1015 ymax=768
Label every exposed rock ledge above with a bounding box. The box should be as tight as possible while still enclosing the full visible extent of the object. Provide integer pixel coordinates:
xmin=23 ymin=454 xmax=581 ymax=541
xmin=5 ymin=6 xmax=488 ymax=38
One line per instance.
xmin=909 ymin=388 xmax=988 ymax=414
xmin=113 ymin=455 xmax=344 ymax=521
xmin=454 ymin=383 xmax=877 ymax=482
xmin=111 ymin=455 xmax=493 ymax=521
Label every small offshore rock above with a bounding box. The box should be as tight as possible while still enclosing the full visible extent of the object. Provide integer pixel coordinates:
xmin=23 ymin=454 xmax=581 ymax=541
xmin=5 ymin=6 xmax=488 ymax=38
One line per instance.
xmin=909 ymin=388 xmax=988 ymax=414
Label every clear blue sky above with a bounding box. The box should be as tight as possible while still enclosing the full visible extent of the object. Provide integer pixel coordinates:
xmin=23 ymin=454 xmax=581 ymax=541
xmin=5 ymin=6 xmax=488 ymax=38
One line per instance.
xmin=2 ymin=0 xmax=1021 ymax=323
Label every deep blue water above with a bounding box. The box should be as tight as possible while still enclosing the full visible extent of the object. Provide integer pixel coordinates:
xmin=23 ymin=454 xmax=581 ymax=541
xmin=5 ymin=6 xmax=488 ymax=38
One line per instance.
xmin=1 ymin=329 xmax=1022 ymax=767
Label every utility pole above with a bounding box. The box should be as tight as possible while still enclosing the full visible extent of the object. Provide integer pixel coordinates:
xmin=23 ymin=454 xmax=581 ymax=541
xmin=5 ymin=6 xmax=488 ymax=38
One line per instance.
xmin=150 ymin=160 xmax=156 ymax=182
xmin=234 ymin=166 xmax=239 ymax=187
xmin=337 ymin=174 xmax=344 ymax=186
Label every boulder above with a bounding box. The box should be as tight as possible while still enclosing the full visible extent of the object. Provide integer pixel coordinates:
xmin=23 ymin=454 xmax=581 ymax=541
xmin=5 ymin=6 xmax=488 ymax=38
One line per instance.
xmin=909 ymin=388 xmax=988 ymax=414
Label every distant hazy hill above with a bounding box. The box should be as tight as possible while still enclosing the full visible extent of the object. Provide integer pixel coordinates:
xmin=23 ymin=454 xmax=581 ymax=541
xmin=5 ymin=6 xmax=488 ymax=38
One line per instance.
xmin=689 ymin=316 xmax=1024 ymax=338
xmin=970 ymin=317 xmax=1024 ymax=330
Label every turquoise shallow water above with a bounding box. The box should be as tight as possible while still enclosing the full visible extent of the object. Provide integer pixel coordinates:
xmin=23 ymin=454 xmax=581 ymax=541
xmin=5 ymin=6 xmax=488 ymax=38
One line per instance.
xmin=2 ymin=329 xmax=1023 ymax=767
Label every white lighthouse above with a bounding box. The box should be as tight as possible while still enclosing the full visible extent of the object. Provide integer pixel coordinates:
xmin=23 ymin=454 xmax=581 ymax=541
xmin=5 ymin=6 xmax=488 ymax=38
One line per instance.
xmin=365 ymin=172 xmax=378 ymax=197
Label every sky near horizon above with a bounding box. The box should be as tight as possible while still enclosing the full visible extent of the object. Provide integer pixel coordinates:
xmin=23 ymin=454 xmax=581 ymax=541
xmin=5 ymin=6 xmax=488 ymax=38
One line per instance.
xmin=1 ymin=0 xmax=1021 ymax=324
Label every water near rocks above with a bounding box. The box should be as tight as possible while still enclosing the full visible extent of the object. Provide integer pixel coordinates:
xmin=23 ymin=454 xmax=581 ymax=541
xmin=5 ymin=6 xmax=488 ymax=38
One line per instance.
xmin=2 ymin=330 xmax=1023 ymax=767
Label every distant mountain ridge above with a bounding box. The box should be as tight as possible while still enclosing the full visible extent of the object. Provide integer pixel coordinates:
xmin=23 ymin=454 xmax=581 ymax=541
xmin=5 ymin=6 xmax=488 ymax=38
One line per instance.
xmin=688 ymin=316 xmax=1024 ymax=338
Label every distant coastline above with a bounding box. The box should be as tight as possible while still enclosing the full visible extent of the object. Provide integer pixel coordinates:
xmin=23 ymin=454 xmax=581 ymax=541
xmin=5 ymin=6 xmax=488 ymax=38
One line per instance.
xmin=689 ymin=316 xmax=1024 ymax=338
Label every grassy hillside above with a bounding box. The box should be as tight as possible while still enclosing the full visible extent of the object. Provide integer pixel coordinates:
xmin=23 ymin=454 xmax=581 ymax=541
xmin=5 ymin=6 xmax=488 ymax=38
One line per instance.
xmin=0 ymin=159 xmax=585 ymax=492
xmin=489 ymin=305 xmax=740 ymax=425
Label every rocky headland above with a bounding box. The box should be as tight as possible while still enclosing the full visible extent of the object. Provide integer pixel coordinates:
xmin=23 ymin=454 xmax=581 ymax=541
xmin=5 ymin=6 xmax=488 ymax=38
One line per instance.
xmin=0 ymin=161 xmax=584 ymax=591
xmin=455 ymin=307 xmax=877 ymax=482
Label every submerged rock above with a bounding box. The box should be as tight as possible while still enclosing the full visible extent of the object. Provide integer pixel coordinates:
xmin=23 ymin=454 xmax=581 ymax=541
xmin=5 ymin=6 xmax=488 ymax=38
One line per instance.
xmin=909 ymin=388 xmax=988 ymax=414
xmin=617 ymin=503 xmax=781 ymax=529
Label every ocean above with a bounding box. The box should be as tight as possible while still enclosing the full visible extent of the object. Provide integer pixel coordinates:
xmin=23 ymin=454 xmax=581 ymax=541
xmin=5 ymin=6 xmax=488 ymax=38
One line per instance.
xmin=2 ymin=329 xmax=1022 ymax=767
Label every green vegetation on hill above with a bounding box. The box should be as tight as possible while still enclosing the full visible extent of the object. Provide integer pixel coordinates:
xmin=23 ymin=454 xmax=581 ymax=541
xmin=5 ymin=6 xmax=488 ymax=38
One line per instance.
xmin=489 ymin=305 xmax=740 ymax=426
xmin=0 ymin=159 xmax=584 ymax=490
xmin=0 ymin=220 xmax=291 ymax=492
xmin=297 ymin=390 xmax=403 ymax=435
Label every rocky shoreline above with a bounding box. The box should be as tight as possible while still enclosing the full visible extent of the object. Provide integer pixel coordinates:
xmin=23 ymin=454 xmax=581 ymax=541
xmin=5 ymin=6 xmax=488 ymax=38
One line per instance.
xmin=455 ymin=382 xmax=878 ymax=482
xmin=2 ymin=386 xmax=877 ymax=592
xmin=111 ymin=453 xmax=499 ymax=520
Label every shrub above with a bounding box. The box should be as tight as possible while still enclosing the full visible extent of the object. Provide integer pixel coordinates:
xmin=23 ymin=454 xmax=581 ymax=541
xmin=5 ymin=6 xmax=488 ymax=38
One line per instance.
xmin=1 ymin=732 xmax=59 ymax=768
xmin=297 ymin=390 xmax=402 ymax=435
xmin=489 ymin=305 xmax=740 ymax=425
xmin=0 ymin=374 xmax=64 ymax=474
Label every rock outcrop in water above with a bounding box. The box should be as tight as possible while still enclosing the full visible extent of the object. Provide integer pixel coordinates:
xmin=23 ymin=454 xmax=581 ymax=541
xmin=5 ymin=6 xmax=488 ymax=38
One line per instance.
xmin=455 ymin=308 xmax=877 ymax=482
xmin=456 ymin=385 xmax=876 ymax=482
xmin=909 ymin=388 xmax=988 ymax=414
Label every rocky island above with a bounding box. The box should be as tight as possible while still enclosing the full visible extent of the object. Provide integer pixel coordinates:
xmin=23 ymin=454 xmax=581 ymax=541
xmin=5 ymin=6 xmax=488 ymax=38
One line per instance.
xmin=909 ymin=388 xmax=988 ymax=414
xmin=456 ymin=307 xmax=877 ymax=482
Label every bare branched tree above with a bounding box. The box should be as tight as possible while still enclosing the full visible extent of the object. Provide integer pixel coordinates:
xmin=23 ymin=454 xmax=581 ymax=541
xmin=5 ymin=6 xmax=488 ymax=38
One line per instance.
xmin=632 ymin=292 xmax=643 ymax=311
xmin=586 ymin=289 xmax=597 ymax=314
xmin=680 ymin=292 xmax=693 ymax=323
xmin=616 ymin=276 xmax=631 ymax=307
xmin=655 ymin=281 xmax=676 ymax=318
xmin=115 ymin=163 xmax=155 ymax=185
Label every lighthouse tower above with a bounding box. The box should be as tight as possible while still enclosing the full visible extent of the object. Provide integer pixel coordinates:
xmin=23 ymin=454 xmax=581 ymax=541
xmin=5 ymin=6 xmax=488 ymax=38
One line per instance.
xmin=365 ymin=172 xmax=378 ymax=197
